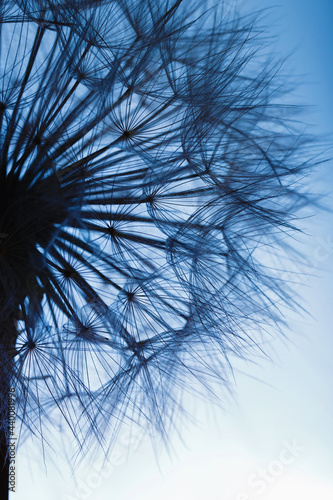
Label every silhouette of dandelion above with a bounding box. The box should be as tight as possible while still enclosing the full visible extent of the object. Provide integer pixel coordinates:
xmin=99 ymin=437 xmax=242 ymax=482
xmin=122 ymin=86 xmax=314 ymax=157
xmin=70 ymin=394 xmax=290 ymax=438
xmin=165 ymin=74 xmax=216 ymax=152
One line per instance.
xmin=0 ymin=0 xmax=315 ymax=494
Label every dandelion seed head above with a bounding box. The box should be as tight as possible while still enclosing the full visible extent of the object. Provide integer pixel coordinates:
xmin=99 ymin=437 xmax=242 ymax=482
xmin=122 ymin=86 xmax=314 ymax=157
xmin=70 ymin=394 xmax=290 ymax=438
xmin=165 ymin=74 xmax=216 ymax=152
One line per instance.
xmin=0 ymin=0 xmax=318 ymax=461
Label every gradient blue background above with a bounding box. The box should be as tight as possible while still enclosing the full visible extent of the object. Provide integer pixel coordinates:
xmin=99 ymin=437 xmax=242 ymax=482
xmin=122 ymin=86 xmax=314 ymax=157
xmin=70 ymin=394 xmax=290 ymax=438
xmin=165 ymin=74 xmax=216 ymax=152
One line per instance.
xmin=13 ymin=1 xmax=333 ymax=499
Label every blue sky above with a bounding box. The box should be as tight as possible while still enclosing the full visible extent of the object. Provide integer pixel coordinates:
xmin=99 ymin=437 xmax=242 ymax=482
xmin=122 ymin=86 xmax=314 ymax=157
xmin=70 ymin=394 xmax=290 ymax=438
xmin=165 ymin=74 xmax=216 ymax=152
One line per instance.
xmin=255 ymin=0 xmax=333 ymax=137
xmin=13 ymin=1 xmax=333 ymax=499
